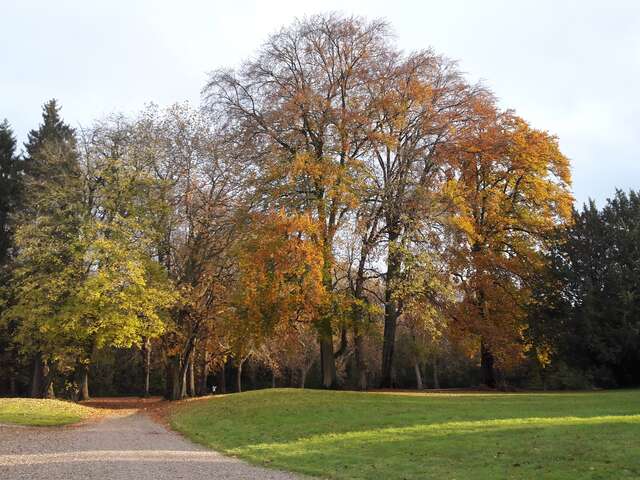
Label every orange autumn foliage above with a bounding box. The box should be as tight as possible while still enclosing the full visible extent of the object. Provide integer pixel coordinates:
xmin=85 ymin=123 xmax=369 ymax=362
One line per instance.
xmin=443 ymin=99 xmax=573 ymax=371
xmin=224 ymin=211 xmax=327 ymax=357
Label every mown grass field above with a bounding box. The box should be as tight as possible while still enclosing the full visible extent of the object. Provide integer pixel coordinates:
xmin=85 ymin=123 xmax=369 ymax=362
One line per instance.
xmin=0 ymin=398 xmax=96 ymax=426
xmin=170 ymin=388 xmax=640 ymax=480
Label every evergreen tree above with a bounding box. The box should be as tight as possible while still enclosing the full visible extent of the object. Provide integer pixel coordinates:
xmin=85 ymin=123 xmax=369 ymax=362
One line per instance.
xmin=0 ymin=119 xmax=21 ymax=266
xmin=0 ymin=119 xmax=22 ymax=395
xmin=24 ymin=99 xmax=77 ymax=179
xmin=534 ymin=191 xmax=640 ymax=387
xmin=6 ymin=100 xmax=84 ymax=398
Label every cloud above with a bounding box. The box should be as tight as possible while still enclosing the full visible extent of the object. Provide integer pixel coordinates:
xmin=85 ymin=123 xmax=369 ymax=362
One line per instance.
xmin=1 ymin=0 xmax=638 ymax=204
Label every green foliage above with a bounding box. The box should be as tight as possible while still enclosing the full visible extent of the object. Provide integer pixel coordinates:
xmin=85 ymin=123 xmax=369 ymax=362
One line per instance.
xmin=172 ymin=388 xmax=640 ymax=480
xmin=5 ymin=101 xmax=86 ymax=370
xmin=2 ymin=101 xmax=176 ymax=394
xmin=394 ymin=244 xmax=453 ymax=338
xmin=0 ymin=119 xmax=21 ymax=265
xmin=64 ymin=219 xmax=175 ymax=351
xmin=533 ymin=190 xmax=640 ymax=387
xmin=24 ymin=99 xmax=77 ymax=180
xmin=0 ymin=119 xmax=23 ymax=393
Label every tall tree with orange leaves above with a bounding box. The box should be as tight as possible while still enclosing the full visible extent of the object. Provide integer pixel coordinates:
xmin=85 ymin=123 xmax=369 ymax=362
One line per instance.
xmin=225 ymin=211 xmax=326 ymax=391
xmin=444 ymin=99 xmax=573 ymax=387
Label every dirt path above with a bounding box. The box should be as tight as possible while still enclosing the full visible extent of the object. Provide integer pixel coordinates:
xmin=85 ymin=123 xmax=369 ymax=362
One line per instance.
xmin=0 ymin=404 xmax=300 ymax=480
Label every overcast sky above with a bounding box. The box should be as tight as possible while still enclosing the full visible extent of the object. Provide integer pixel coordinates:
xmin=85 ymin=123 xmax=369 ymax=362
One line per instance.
xmin=1 ymin=0 xmax=638 ymax=205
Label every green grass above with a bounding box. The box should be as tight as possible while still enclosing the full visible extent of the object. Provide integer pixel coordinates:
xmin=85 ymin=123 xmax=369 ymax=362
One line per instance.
xmin=170 ymin=388 xmax=640 ymax=480
xmin=0 ymin=398 xmax=96 ymax=426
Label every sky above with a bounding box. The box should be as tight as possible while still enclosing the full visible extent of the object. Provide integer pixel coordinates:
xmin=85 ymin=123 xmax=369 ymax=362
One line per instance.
xmin=1 ymin=0 xmax=639 ymax=206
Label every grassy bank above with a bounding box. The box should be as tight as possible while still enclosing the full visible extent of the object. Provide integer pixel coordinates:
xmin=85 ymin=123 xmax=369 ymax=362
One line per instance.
xmin=170 ymin=388 xmax=640 ymax=480
xmin=0 ymin=398 xmax=96 ymax=426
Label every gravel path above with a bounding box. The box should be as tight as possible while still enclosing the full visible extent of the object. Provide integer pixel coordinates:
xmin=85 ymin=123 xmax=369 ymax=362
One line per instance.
xmin=0 ymin=409 xmax=300 ymax=480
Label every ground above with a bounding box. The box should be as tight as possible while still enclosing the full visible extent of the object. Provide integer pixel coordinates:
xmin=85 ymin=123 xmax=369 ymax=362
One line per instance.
xmin=0 ymin=397 xmax=299 ymax=480
xmin=0 ymin=398 xmax=96 ymax=426
xmin=2 ymin=390 xmax=639 ymax=479
xmin=170 ymin=388 xmax=640 ymax=480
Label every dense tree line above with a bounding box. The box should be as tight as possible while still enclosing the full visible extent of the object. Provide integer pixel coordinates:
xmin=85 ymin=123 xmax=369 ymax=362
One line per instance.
xmin=0 ymin=15 xmax=636 ymax=399
xmin=527 ymin=192 xmax=640 ymax=388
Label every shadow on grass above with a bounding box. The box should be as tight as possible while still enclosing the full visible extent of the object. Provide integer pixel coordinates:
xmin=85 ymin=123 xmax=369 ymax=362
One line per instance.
xmin=225 ymin=415 xmax=640 ymax=480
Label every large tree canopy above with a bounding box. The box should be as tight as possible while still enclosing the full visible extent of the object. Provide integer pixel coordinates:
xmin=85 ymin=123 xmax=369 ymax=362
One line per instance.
xmin=4 ymin=14 xmax=638 ymax=399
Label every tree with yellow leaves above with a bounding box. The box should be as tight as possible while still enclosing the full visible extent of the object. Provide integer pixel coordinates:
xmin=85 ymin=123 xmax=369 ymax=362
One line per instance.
xmin=444 ymin=98 xmax=573 ymax=387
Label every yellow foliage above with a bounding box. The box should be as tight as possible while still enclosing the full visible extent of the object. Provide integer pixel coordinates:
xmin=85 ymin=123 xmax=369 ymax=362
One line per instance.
xmin=444 ymin=102 xmax=573 ymax=370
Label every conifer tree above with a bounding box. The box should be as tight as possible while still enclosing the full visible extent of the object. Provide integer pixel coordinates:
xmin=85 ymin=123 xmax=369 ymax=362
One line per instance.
xmin=7 ymin=101 xmax=84 ymax=397
xmin=24 ymin=99 xmax=78 ymax=179
xmin=0 ymin=119 xmax=21 ymax=266
xmin=0 ymin=119 xmax=22 ymax=395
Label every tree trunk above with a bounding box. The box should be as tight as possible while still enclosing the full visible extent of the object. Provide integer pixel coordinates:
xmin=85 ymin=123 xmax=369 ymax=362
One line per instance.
xmin=432 ymin=356 xmax=440 ymax=389
xmin=334 ymin=326 xmax=348 ymax=358
xmin=142 ymin=338 xmax=151 ymax=397
xmin=30 ymin=355 xmax=43 ymax=398
xmin=164 ymin=362 xmax=172 ymax=399
xmin=352 ymin=245 xmax=370 ymax=391
xmin=187 ymin=351 xmax=196 ymax=397
xmin=165 ymin=356 xmax=182 ymax=400
xmin=180 ymin=363 xmax=188 ymax=399
xmin=354 ymin=331 xmax=367 ymax=390
xmin=236 ymin=358 xmax=244 ymax=393
xmin=175 ymin=336 xmax=197 ymax=400
xmin=318 ymin=235 xmax=337 ymax=388
xmin=414 ymin=361 xmax=423 ymax=390
xmin=79 ymin=364 xmax=90 ymax=401
xmin=380 ymin=234 xmax=401 ymax=388
xmin=199 ymin=350 xmax=209 ymax=395
xmin=380 ymin=299 xmax=399 ymax=387
xmin=40 ymin=360 xmax=55 ymax=399
xmin=171 ymin=359 xmax=181 ymax=400
xmin=216 ymin=362 xmax=226 ymax=394
xmin=271 ymin=370 xmax=276 ymax=388
xmin=319 ymin=322 xmax=337 ymax=388
xmin=9 ymin=374 xmax=16 ymax=396
xmin=480 ymin=340 xmax=496 ymax=388
xmin=475 ymin=283 xmax=496 ymax=389
xmin=299 ymin=367 xmax=307 ymax=388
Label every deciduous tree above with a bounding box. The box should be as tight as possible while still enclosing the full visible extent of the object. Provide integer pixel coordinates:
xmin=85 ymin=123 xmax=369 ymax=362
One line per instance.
xmin=445 ymin=103 xmax=572 ymax=387
xmin=205 ymin=14 xmax=391 ymax=387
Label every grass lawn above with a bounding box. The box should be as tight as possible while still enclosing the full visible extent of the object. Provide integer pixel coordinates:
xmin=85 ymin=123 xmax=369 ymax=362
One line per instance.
xmin=0 ymin=398 xmax=96 ymax=426
xmin=170 ymin=388 xmax=640 ymax=480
